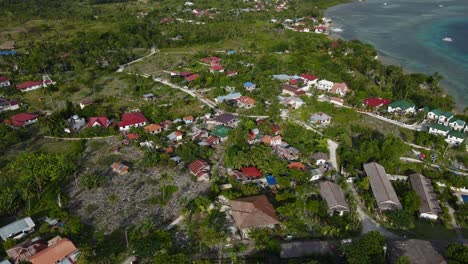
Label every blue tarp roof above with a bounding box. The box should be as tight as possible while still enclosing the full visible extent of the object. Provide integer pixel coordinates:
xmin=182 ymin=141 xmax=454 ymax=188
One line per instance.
xmin=266 ymin=175 xmax=277 ymax=185
xmin=0 ymin=50 xmax=16 ymax=56
xmin=227 ymin=50 xmax=236 ymax=55
xmin=244 ymin=82 xmax=255 ymax=87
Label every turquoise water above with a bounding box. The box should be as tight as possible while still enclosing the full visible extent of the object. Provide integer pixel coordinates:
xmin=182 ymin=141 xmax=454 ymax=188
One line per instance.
xmin=326 ymin=0 xmax=468 ymax=108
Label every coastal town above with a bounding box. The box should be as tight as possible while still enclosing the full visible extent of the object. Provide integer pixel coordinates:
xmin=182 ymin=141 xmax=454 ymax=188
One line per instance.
xmin=0 ymin=0 xmax=467 ymax=263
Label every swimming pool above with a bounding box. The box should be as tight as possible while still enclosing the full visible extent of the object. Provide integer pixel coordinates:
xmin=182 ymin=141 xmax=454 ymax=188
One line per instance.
xmin=462 ymin=195 xmax=468 ymax=203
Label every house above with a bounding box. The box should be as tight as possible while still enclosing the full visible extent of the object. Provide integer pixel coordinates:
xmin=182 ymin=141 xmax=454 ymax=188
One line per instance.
xmin=160 ymin=120 xmax=173 ymax=130
xmin=184 ymin=74 xmax=199 ymax=82
xmin=201 ymin=57 xmax=221 ymax=65
xmin=363 ymin=97 xmax=392 ymax=109
xmin=282 ymin=84 xmax=305 ymax=96
xmin=5 ymin=113 xmax=38 ymax=127
xmin=428 ymin=123 xmax=450 ymax=137
xmin=279 ymin=96 xmax=305 ymax=109
xmin=200 ymin=135 xmax=220 ymax=146
xmin=118 ymin=112 xmax=148 ymax=131
xmin=300 ymin=74 xmax=318 ymax=87
xmin=288 ymin=162 xmax=307 ymax=171
xmin=316 ymin=80 xmax=334 ymax=91
xmin=363 ymin=162 xmax=402 ymax=212
xmin=445 ymin=130 xmax=465 ymax=145
xmin=87 ymin=116 xmax=110 ymax=128
xmin=144 ymin=124 xmax=163 ymax=134
xmin=17 ymin=78 xmax=54 ymax=92
xmin=308 ymin=112 xmax=331 ymax=125
xmin=312 ymin=152 xmax=328 ymax=165
xmin=226 ymin=70 xmax=238 ymax=77
xmin=167 ymin=131 xmax=183 ymax=141
xmin=330 ymin=82 xmax=350 ymax=97
xmin=243 ymin=82 xmax=256 ymax=91
xmin=0 ymin=40 xmax=15 ymax=50
xmin=79 ymin=98 xmax=93 ymax=109
xmin=0 ymin=98 xmax=19 ymax=112
xmin=272 ymin=145 xmax=300 ymax=160
xmin=409 ymin=174 xmax=441 ymax=220
xmin=236 ymin=96 xmax=256 ymax=109
xmin=448 ymin=119 xmax=466 ymax=131
xmin=212 ymin=113 xmax=239 ymax=127
xmin=265 ymin=175 xmax=278 ymax=187
xmin=215 ymin=92 xmax=242 ymax=104
xmin=427 ymin=109 xmax=444 ymax=120
xmin=260 ymin=135 xmax=282 ymax=146
xmin=314 ymin=26 xmax=327 ymax=33
xmin=210 ymin=65 xmax=225 ymax=73
xmin=0 ymin=76 xmax=10 ymax=87
xmin=309 ymin=167 xmax=326 ymax=181
xmin=142 ymin=93 xmax=155 ymax=101
xmin=211 ymin=125 xmax=231 ymax=141
xmin=387 ymin=239 xmax=446 ymax=264
xmin=65 ymin=115 xmax=86 ymax=133
xmin=126 ymin=133 xmax=139 ymax=141
xmin=6 ymin=237 xmax=47 ymax=264
xmin=329 ymin=97 xmax=344 ymax=106
xmin=229 ymin=195 xmax=280 ymax=239
xmin=28 ymin=237 xmax=78 ymax=264
xmin=183 ymin=116 xmax=194 ymax=124
xmin=188 ymin=159 xmax=210 ymax=181
xmin=241 ymin=167 xmax=263 ymax=179
xmin=387 ymin=100 xmax=416 ymax=114
xmin=111 ymin=162 xmax=129 ymax=174
xmin=438 ymin=112 xmax=454 ymax=124
xmin=320 ymin=181 xmax=349 ymax=216
xmin=0 ymin=217 xmax=35 ymax=241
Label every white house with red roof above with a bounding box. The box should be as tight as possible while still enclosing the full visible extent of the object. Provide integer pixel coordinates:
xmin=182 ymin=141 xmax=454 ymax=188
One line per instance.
xmin=87 ymin=116 xmax=111 ymax=128
xmin=300 ymin=74 xmax=318 ymax=88
xmin=4 ymin=113 xmax=38 ymax=127
xmin=363 ymin=97 xmax=392 ymax=109
xmin=188 ymin=159 xmax=211 ymax=182
xmin=118 ymin=112 xmax=148 ymax=131
xmin=17 ymin=76 xmax=55 ymax=92
xmin=210 ymin=65 xmax=225 ymax=73
xmin=315 ymin=26 xmax=327 ymax=34
xmin=240 ymin=167 xmax=263 ymax=179
xmin=0 ymin=76 xmax=10 ymax=87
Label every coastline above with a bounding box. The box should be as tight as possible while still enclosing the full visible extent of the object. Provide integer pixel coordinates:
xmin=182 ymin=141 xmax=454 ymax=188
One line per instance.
xmin=324 ymin=1 xmax=467 ymax=112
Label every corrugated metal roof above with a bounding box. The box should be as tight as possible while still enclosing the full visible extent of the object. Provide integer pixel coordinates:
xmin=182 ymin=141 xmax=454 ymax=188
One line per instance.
xmin=0 ymin=217 xmax=35 ymax=240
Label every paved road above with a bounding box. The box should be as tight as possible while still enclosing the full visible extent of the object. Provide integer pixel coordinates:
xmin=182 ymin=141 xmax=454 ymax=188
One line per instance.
xmin=327 ymin=139 xmax=338 ymax=170
xmin=349 ymin=183 xmax=399 ymax=239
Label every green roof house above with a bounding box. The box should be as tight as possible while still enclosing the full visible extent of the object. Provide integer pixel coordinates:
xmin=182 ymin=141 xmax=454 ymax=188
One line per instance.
xmin=448 ymin=119 xmax=466 ymax=131
xmin=446 ymin=130 xmax=465 ymax=145
xmin=212 ymin=125 xmax=231 ymax=141
xmin=438 ymin=112 xmax=454 ymax=124
xmin=387 ymin=100 xmax=416 ymax=114
xmin=427 ymin=109 xmax=444 ymax=120
xmin=429 ymin=123 xmax=450 ymax=137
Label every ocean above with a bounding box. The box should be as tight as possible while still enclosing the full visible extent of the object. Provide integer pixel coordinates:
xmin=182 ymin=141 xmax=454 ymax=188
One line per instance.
xmin=326 ymin=0 xmax=468 ymax=109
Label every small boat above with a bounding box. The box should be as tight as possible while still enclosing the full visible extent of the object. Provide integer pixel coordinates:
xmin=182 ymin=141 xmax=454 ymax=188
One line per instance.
xmin=443 ymin=37 xmax=453 ymax=42
xmin=331 ymin=27 xmax=343 ymax=32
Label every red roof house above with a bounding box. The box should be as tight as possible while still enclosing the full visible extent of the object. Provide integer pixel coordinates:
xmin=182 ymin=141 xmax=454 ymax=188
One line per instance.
xmin=5 ymin=113 xmax=38 ymax=127
xmin=210 ymin=65 xmax=225 ymax=73
xmin=288 ymin=162 xmax=307 ymax=171
xmin=364 ymin=97 xmax=392 ymax=108
xmin=188 ymin=159 xmax=211 ymax=181
xmin=87 ymin=116 xmax=110 ymax=128
xmin=300 ymin=74 xmax=318 ymax=81
xmin=201 ymin=57 xmax=221 ymax=65
xmin=118 ymin=112 xmax=148 ymax=131
xmin=0 ymin=76 xmax=10 ymax=87
xmin=185 ymin=74 xmax=200 ymax=82
xmin=241 ymin=167 xmax=263 ymax=179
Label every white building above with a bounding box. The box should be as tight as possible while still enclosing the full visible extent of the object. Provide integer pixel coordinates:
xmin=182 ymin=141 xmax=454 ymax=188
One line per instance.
xmin=316 ymin=80 xmax=334 ymax=92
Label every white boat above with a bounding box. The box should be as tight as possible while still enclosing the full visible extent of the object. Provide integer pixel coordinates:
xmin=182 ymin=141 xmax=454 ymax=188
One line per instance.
xmin=331 ymin=27 xmax=343 ymax=32
xmin=443 ymin=37 xmax=453 ymax=42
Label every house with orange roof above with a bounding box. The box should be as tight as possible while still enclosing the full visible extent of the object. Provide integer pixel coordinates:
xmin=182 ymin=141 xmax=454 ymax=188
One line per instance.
xmin=183 ymin=116 xmax=194 ymax=124
xmin=260 ymin=135 xmax=282 ymax=146
xmin=330 ymin=82 xmax=350 ymax=97
xmin=288 ymin=162 xmax=307 ymax=171
xmin=111 ymin=162 xmax=129 ymax=175
xmin=144 ymin=124 xmax=163 ymax=134
xmin=235 ymin=96 xmax=256 ymax=109
xmin=28 ymin=237 xmax=78 ymax=264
